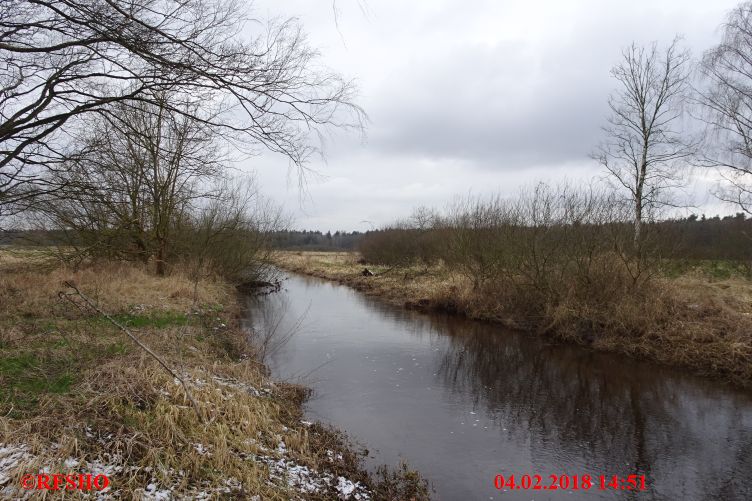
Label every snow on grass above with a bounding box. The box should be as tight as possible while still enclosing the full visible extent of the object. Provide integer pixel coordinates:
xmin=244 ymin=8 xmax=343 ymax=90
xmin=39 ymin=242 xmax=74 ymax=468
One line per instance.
xmin=169 ymin=372 xmax=274 ymax=399
xmin=139 ymin=474 xmax=244 ymax=500
xmin=142 ymin=483 xmax=173 ymax=500
xmin=211 ymin=375 xmax=273 ymax=397
xmin=259 ymin=454 xmax=371 ymax=500
xmin=80 ymin=455 xmax=125 ymax=478
xmin=262 ymin=456 xmax=327 ymax=493
xmin=336 ymin=476 xmax=365 ymax=498
xmin=192 ymin=443 xmax=210 ymax=456
xmin=0 ymin=430 xmax=370 ymax=499
xmin=0 ymin=444 xmax=31 ymax=484
xmin=0 ymin=369 xmax=370 ymax=500
xmin=276 ymin=440 xmax=287 ymax=454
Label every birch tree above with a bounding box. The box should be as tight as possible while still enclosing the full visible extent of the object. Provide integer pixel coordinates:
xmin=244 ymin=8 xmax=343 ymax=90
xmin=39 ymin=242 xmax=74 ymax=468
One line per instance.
xmin=698 ymin=2 xmax=752 ymax=215
xmin=593 ymin=39 xmax=693 ymax=248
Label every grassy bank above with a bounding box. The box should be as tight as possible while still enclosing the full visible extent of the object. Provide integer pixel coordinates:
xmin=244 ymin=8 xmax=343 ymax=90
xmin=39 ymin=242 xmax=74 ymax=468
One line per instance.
xmin=272 ymin=251 xmax=752 ymax=388
xmin=0 ymin=250 xmax=428 ymax=500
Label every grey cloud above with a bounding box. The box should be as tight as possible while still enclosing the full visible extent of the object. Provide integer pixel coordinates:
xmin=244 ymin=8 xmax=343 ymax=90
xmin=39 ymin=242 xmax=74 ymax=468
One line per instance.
xmin=369 ymin=45 xmax=610 ymax=169
xmin=248 ymin=0 xmax=743 ymax=230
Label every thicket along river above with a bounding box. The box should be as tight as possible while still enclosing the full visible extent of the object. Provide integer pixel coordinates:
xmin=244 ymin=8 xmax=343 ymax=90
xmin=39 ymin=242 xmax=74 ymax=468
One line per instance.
xmin=243 ymin=272 xmax=752 ymax=500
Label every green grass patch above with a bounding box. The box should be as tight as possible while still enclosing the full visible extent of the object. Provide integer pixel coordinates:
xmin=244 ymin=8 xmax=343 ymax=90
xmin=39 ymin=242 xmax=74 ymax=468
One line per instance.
xmin=91 ymin=311 xmax=190 ymax=329
xmin=661 ymin=259 xmax=751 ymax=280
xmin=0 ymin=352 xmax=39 ymax=376
xmin=0 ymin=325 xmax=134 ymax=414
xmin=0 ymin=353 xmax=74 ymax=412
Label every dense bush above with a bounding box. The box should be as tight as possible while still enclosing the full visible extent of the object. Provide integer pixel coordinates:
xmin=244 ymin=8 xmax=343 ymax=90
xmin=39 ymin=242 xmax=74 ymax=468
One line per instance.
xmin=357 ymin=184 xmax=675 ymax=330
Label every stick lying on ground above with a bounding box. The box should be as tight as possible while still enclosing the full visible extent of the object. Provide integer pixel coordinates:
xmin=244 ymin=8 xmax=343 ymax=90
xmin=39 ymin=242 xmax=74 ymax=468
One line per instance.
xmin=59 ymin=281 xmax=204 ymax=422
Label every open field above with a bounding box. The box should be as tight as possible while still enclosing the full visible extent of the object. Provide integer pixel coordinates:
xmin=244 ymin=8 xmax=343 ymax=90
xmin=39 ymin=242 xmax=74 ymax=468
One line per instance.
xmin=0 ymin=250 xmax=427 ymax=499
xmin=272 ymin=251 xmax=752 ymax=388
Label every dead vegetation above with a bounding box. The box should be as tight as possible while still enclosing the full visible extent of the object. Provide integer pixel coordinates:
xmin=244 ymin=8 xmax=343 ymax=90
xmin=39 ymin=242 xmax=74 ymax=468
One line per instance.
xmin=273 ymin=251 xmax=752 ymax=388
xmin=0 ymin=251 xmax=428 ymax=499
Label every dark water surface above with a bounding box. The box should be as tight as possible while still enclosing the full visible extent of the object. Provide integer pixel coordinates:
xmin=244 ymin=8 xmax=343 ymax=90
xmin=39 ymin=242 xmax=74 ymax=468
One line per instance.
xmin=243 ymin=273 xmax=752 ymax=500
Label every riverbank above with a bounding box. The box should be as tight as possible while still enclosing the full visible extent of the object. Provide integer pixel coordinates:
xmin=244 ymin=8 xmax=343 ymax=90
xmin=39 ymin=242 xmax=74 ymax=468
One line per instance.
xmin=272 ymin=251 xmax=752 ymax=388
xmin=0 ymin=250 xmax=427 ymax=499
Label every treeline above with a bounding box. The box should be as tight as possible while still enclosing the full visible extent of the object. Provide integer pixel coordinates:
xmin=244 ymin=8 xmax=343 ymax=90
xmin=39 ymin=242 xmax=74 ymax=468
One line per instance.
xmin=360 ymin=209 xmax=752 ymax=269
xmin=270 ymin=230 xmax=363 ymax=251
xmin=667 ymin=213 xmax=752 ymax=263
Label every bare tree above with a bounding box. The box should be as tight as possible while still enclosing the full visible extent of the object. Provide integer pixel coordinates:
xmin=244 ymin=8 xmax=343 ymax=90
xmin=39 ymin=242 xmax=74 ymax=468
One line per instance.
xmin=0 ymin=0 xmax=363 ymax=215
xmin=38 ymin=93 xmax=224 ymax=273
xmin=175 ymin=175 xmax=288 ymax=290
xmin=593 ymin=38 xmax=693 ymax=248
xmin=697 ymin=2 xmax=752 ymax=214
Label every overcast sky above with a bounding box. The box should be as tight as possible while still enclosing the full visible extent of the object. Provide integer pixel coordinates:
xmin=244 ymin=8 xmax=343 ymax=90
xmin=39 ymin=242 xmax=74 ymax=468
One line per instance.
xmin=246 ymin=0 xmax=741 ymax=232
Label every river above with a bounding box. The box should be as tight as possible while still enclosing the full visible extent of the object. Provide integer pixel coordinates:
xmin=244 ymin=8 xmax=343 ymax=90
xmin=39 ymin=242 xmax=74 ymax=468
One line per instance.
xmin=243 ymin=272 xmax=752 ymax=500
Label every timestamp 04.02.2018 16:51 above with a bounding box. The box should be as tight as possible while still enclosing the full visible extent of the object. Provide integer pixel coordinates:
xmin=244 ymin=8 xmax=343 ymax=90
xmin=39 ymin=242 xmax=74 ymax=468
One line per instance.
xmin=494 ymin=474 xmax=647 ymax=492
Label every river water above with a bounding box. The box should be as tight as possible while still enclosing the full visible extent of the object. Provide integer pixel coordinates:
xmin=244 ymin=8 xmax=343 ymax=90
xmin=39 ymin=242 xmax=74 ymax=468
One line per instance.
xmin=243 ymin=272 xmax=752 ymax=500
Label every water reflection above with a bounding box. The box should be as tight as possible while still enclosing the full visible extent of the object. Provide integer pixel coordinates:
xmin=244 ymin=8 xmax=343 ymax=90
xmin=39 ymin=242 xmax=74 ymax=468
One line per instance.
xmin=242 ymin=291 xmax=310 ymax=365
xmin=245 ymin=273 xmax=752 ymax=500
xmin=429 ymin=316 xmax=752 ymax=499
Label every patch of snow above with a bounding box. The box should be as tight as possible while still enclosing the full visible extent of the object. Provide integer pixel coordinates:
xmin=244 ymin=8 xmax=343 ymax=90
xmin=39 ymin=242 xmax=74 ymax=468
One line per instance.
xmin=336 ymin=476 xmax=363 ymax=497
xmin=210 ymin=375 xmax=262 ymax=397
xmin=192 ymin=443 xmax=210 ymax=456
xmin=259 ymin=454 xmax=371 ymax=500
xmin=262 ymin=456 xmax=327 ymax=493
xmin=0 ymin=444 xmax=124 ymax=499
xmin=0 ymin=444 xmax=31 ymax=485
xmin=85 ymin=456 xmax=123 ymax=477
xmin=142 ymin=482 xmax=172 ymax=500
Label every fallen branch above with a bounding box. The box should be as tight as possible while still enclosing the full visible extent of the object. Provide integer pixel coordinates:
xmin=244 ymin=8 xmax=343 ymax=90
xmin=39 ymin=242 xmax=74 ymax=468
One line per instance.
xmin=59 ymin=281 xmax=204 ymax=422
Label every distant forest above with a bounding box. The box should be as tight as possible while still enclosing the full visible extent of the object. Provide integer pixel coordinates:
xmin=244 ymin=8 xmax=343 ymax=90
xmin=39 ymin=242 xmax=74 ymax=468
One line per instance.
xmin=268 ymin=230 xmax=363 ymax=251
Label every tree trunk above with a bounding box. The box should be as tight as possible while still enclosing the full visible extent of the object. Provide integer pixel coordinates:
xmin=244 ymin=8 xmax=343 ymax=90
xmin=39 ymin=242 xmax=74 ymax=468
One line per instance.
xmin=634 ymin=154 xmax=647 ymax=251
xmin=633 ymin=211 xmax=642 ymax=250
xmin=155 ymin=239 xmax=167 ymax=276
xmin=633 ymin=189 xmax=642 ymax=251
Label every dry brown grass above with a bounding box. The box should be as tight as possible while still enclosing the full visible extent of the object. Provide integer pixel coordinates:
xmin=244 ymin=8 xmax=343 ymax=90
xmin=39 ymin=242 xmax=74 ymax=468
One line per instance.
xmin=273 ymin=251 xmax=752 ymax=388
xmin=0 ymin=249 xmax=427 ymax=499
xmin=0 ymin=257 xmax=227 ymax=320
xmin=272 ymin=251 xmax=462 ymax=308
